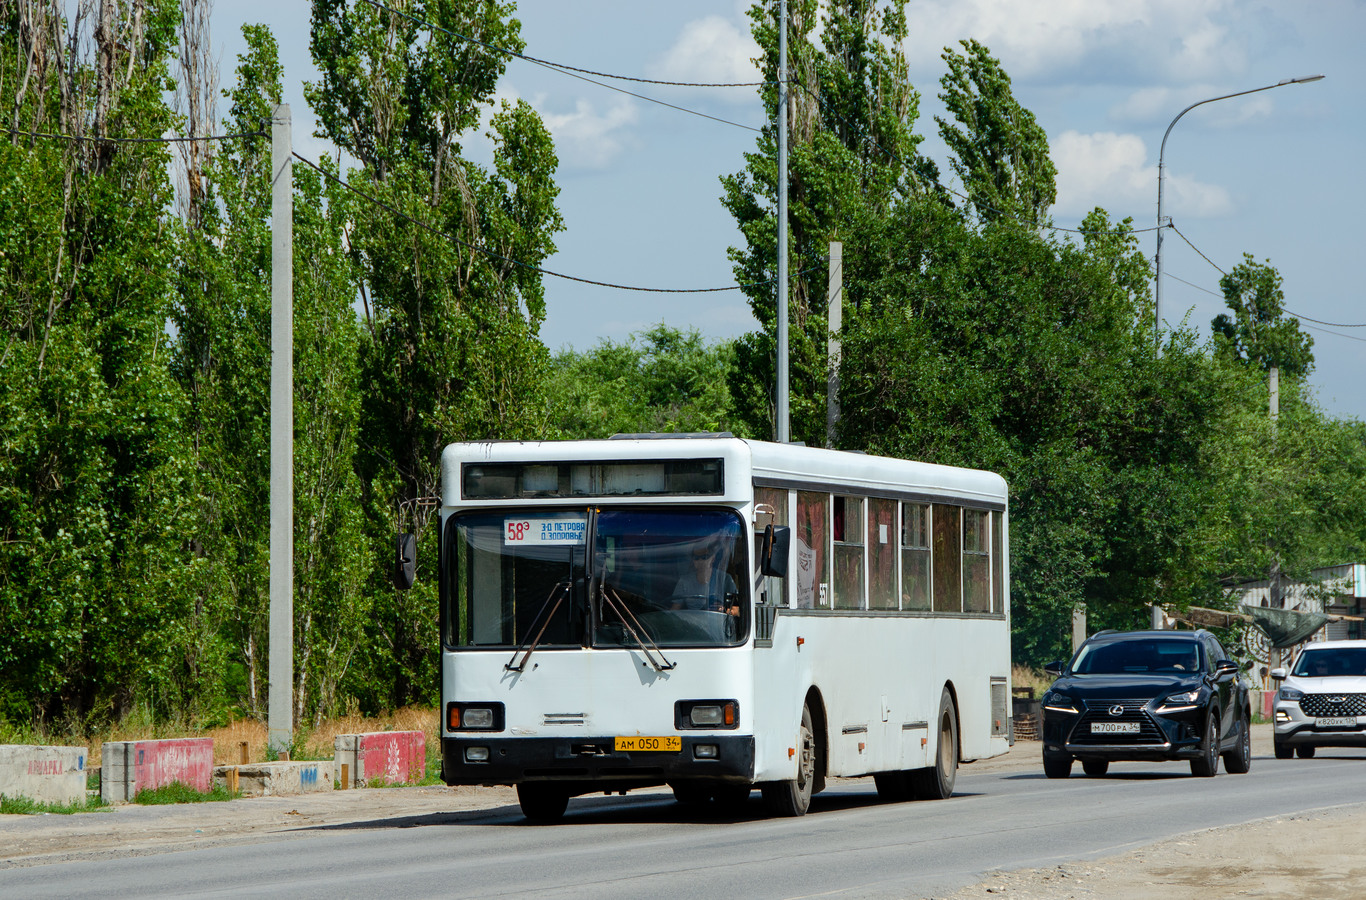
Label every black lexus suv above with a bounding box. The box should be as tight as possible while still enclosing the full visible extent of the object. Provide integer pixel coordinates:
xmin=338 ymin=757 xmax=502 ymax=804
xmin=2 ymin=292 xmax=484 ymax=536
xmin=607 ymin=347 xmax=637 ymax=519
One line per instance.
xmin=1040 ymin=629 xmax=1252 ymax=778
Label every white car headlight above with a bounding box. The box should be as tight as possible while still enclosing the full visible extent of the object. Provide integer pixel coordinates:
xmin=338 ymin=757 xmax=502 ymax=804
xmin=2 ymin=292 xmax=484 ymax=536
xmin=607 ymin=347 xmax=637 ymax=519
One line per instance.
xmin=1278 ymin=687 xmax=1304 ymax=701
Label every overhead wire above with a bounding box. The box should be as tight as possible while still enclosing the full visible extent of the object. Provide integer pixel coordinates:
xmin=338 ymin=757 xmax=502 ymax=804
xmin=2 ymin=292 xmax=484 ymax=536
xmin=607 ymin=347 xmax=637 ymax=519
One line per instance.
xmin=5 ymin=125 xmax=267 ymax=144
xmin=293 ymin=151 xmax=812 ymax=293
xmin=356 ymin=0 xmax=762 ymax=132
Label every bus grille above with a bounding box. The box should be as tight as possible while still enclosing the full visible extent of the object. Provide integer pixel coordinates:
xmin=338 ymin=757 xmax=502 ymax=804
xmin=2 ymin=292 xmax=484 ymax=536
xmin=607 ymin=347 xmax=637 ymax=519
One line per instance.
xmin=1300 ymin=693 xmax=1366 ymax=718
xmin=1069 ymin=699 xmax=1165 ymax=745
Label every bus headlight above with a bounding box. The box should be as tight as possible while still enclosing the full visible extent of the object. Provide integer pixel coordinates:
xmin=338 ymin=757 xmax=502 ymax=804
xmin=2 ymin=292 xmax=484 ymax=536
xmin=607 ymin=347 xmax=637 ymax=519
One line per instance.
xmin=447 ymin=702 xmax=505 ymax=732
xmin=676 ymin=700 xmax=739 ymax=729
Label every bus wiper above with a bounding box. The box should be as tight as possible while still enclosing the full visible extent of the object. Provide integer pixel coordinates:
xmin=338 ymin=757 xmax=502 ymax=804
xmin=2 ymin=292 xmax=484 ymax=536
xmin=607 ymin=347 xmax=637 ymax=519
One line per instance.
xmin=599 ymin=584 xmax=675 ymax=672
xmin=505 ymin=580 xmax=570 ymax=673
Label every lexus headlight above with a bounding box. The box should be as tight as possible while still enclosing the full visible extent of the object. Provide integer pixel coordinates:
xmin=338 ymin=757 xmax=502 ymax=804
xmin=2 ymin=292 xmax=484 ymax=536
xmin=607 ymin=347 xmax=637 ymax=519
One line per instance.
xmin=1160 ymin=691 xmax=1199 ymax=707
xmin=1042 ymin=691 xmax=1078 ymax=713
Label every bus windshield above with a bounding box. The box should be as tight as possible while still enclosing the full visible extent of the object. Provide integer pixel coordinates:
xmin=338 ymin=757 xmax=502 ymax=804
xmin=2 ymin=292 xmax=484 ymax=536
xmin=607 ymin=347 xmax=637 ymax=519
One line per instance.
xmin=594 ymin=509 xmax=747 ymax=648
xmin=446 ymin=508 xmax=748 ymax=650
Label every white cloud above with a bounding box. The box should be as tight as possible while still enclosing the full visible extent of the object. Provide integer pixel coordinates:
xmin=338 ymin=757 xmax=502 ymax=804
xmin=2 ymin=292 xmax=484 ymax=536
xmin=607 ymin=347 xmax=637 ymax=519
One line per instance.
xmin=537 ymin=97 xmax=641 ymax=171
xmin=651 ymin=14 xmax=761 ymax=100
xmin=1051 ymin=129 xmax=1231 ymax=219
xmin=902 ymin=0 xmax=1249 ymax=84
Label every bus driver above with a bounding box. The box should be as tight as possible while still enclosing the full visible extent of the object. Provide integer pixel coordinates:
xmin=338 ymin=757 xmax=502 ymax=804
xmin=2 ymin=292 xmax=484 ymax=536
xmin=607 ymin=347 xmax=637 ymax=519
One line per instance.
xmin=671 ymin=539 xmax=740 ymax=617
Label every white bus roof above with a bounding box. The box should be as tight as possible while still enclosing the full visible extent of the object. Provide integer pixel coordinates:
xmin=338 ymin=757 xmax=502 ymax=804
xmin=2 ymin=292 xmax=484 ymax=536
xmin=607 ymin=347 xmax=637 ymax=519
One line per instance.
xmin=441 ymin=436 xmax=1007 ymax=509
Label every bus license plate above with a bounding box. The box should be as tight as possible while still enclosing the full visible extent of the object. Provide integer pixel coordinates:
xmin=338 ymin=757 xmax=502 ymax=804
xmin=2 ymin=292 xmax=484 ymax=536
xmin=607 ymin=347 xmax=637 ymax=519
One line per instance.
xmin=615 ymin=736 xmax=681 ymax=753
xmin=1091 ymin=722 xmax=1139 ymax=734
xmin=1315 ymin=717 xmax=1357 ymax=729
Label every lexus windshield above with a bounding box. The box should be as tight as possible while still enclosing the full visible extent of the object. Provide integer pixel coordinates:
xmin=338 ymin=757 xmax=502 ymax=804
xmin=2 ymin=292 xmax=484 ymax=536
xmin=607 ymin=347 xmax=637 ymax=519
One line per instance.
xmin=1070 ymin=639 xmax=1203 ymax=675
xmin=445 ymin=508 xmax=749 ymax=650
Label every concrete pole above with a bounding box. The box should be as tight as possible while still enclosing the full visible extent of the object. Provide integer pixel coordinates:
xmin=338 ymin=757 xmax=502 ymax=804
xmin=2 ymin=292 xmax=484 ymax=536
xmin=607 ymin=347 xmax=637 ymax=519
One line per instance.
xmin=775 ymin=0 xmax=790 ymax=444
xmin=1072 ymin=604 xmax=1087 ymax=654
xmin=268 ymin=103 xmax=294 ymax=756
xmin=826 ymin=241 xmax=842 ymax=449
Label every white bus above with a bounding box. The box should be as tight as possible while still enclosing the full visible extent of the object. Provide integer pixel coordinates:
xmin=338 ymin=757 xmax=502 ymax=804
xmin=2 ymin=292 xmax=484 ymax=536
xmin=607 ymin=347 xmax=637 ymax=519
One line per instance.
xmin=417 ymin=434 xmax=1012 ymax=821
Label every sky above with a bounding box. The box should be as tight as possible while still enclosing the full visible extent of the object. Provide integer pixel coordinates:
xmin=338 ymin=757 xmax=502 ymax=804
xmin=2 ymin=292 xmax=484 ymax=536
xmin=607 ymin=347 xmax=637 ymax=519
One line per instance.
xmin=216 ymin=0 xmax=1365 ymax=422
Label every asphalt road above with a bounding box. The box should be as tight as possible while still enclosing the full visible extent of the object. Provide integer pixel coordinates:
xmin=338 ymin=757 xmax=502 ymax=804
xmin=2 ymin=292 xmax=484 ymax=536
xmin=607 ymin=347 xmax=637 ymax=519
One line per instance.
xmin=4 ymin=744 xmax=1365 ymax=900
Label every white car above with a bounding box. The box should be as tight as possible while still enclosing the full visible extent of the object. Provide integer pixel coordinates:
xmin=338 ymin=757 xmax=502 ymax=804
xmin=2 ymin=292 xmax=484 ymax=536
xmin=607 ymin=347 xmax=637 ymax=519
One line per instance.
xmin=1271 ymin=640 xmax=1366 ymax=759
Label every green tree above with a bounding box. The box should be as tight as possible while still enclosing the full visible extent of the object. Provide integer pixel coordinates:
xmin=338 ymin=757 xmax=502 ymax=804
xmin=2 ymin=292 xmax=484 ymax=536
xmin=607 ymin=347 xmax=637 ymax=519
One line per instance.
xmin=307 ymin=0 xmax=563 ymax=708
xmin=1211 ymin=254 xmax=1314 ymax=378
xmin=0 ymin=0 xmax=201 ymax=726
xmin=936 ymin=39 xmax=1057 ymax=228
xmin=722 ymin=0 xmax=931 ymax=445
xmin=543 ymin=325 xmax=747 ymax=440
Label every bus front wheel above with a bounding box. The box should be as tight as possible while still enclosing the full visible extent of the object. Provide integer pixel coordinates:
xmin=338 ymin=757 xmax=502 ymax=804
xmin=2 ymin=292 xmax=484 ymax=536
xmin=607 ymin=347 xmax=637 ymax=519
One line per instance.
xmin=910 ymin=687 xmax=958 ymax=800
xmin=517 ymin=783 xmax=569 ymax=823
xmin=762 ymin=704 xmax=816 ymax=816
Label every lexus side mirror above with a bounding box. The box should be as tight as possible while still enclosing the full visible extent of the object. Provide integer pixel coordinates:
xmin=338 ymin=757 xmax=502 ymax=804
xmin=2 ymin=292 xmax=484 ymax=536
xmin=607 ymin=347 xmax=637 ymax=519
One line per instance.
xmin=760 ymin=525 xmax=791 ymax=578
xmin=1043 ymin=661 xmax=1065 ymax=677
xmin=394 ymin=533 xmax=416 ymax=590
xmin=1214 ymin=659 xmax=1238 ymax=680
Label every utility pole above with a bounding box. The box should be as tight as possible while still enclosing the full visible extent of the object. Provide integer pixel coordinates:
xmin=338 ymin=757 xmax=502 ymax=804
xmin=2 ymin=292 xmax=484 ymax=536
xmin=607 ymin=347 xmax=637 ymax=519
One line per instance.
xmin=826 ymin=241 xmax=842 ymax=449
xmin=268 ymin=103 xmax=294 ymax=758
xmin=775 ymin=0 xmax=790 ymax=444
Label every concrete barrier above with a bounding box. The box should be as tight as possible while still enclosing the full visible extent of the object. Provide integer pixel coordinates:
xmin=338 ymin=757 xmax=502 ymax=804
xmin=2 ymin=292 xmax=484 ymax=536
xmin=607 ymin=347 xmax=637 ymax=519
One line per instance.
xmin=0 ymin=745 xmax=88 ymax=805
xmin=101 ymin=737 xmax=214 ymax=804
xmin=334 ymin=731 xmax=426 ymax=788
xmin=214 ymin=760 xmax=334 ymax=797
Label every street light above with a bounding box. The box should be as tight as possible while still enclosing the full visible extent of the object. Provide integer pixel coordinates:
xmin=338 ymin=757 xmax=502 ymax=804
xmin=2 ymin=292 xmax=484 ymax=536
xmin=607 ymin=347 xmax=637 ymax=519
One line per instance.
xmin=1153 ymin=74 xmax=1324 ymax=354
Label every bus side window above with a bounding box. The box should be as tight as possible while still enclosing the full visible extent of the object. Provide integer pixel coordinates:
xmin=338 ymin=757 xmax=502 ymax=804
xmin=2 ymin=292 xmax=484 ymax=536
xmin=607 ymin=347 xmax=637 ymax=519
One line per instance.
xmin=901 ymin=502 xmax=931 ymax=611
xmin=754 ymin=486 xmax=789 ymax=608
xmin=933 ymin=505 xmax=962 ymax=613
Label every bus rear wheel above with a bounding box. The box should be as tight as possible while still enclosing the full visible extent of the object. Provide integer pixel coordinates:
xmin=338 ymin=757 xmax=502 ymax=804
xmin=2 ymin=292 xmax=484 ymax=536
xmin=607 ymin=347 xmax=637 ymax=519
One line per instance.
xmin=762 ymin=704 xmax=816 ymax=816
xmin=910 ymin=687 xmax=958 ymax=800
xmin=517 ymin=783 xmax=569 ymax=823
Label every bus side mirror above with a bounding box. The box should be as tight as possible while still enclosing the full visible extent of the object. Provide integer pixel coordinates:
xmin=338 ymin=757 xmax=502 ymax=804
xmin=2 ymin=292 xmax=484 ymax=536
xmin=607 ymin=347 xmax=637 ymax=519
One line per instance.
xmin=394 ymin=533 xmax=416 ymax=590
xmin=760 ymin=525 xmax=790 ymax=578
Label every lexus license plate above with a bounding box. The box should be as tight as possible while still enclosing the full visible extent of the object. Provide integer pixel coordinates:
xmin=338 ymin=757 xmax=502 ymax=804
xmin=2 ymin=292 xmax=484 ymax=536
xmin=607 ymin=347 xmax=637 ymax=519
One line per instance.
xmin=1315 ymin=716 xmax=1357 ymax=729
xmin=1091 ymin=722 xmax=1139 ymax=734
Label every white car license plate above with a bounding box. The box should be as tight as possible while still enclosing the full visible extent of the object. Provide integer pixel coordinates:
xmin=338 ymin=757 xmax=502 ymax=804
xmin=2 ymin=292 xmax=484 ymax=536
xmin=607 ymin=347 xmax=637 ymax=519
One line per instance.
xmin=1315 ymin=717 xmax=1357 ymax=729
xmin=1091 ymin=722 xmax=1139 ymax=734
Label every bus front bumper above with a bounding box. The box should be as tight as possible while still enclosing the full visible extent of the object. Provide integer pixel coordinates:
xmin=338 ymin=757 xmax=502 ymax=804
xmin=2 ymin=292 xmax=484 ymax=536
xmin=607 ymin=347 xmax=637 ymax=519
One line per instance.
xmin=441 ymin=735 xmax=755 ymax=787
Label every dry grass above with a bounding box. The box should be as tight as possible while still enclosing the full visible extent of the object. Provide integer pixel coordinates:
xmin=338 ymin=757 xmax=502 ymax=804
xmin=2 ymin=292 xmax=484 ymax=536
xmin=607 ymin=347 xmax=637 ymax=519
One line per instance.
xmin=79 ymin=708 xmax=439 ymax=768
xmin=1012 ymin=664 xmax=1053 ymax=699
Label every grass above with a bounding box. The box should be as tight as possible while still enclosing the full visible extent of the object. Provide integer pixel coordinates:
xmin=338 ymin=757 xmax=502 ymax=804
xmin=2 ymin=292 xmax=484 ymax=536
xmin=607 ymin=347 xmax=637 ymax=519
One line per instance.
xmin=133 ymin=781 xmax=235 ymax=805
xmin=1012 ymin=664 xmax=1053 ymax=699
xmin=0 ymin=794 xmax=108 ymax=815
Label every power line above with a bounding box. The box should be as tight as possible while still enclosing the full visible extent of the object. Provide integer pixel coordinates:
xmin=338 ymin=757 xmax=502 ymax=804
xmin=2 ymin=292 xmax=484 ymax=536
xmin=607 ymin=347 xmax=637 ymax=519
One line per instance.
xmin=1168 ymin=222 xmax=1227 ymax=276
xmin=356 ymin=0 xmax=762 ymax=132
xmin=5 ymin=125 xmax=267 ymax=144
xmin=1282 ymin=309 xmax=1366 ymax=328
xmin=294 ymin=151 xmax=802 ymax=294
xmin=359 ymin=0 xmax=771 ymax=88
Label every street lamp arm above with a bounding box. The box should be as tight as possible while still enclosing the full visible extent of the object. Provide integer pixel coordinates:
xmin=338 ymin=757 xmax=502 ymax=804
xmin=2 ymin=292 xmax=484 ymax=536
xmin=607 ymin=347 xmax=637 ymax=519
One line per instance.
xmin=1152 ymin=74 xmax=1324 ymax=355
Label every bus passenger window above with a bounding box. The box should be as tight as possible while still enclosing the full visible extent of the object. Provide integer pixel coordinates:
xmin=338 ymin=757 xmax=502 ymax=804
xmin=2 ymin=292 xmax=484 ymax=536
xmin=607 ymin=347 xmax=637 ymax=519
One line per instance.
xmin=795 ymin=491 xmax=828 ymax=609
xmin=963 ymin=509 xmax=990 ymax=612
xmin=868 ymin=498 xmax=897 ymax=610
xmin=991 ymin=511 xmax=1003 ymax=614
xmin=832 ymin=495 xmax=864 ymax=610
xmin=933 ymin=505 xmax=962 ymax=613
xmin=901 ymin=503 xmax=931 ymax=610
